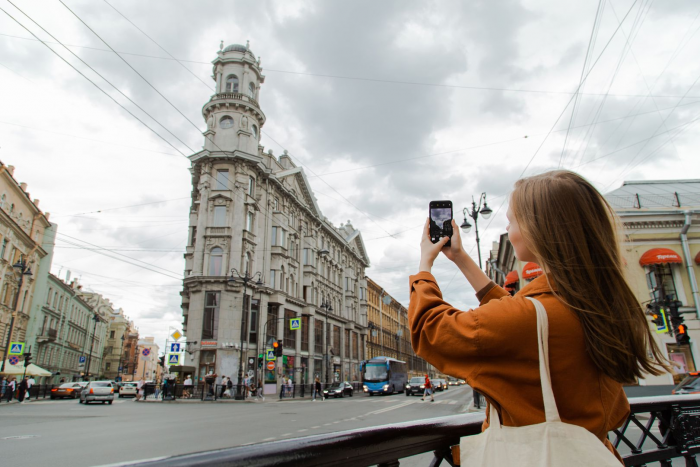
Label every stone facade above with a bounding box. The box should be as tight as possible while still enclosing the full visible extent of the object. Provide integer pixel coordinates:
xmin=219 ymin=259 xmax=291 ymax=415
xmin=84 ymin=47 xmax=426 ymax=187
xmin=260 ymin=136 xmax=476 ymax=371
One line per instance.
xmin=101 ymin=308 xmax=130 ymax=381
xmin=134 ymin=336 xmax=161 ymax=382
xmin=0 ymin=162 xmax=51 ymax=362
xmin=180 ymin=43 xmax=370 ymax=391
xmin=120 ymin=325 xmax=140 ymax=382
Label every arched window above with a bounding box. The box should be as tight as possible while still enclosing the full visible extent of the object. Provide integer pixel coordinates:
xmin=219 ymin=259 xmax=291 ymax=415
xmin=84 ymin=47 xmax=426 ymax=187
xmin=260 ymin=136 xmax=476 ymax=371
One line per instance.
xmin=248 ymin=82 xmax=256 ymax=98
xmin=252 ymin=124 xmax=258 ymax=140
xmin=225 ymin=74 xmax=239 ymax=93
xmin=220 ymin=116 xmax=234 ymax=129
xmin=209 ymin=247 xmax=223 ymax=276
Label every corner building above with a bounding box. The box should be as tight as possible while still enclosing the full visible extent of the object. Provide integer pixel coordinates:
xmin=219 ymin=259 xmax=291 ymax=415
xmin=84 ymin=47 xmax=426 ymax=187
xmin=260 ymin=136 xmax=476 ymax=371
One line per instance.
xmin=181 ymin=43 xmax=370 ymax=391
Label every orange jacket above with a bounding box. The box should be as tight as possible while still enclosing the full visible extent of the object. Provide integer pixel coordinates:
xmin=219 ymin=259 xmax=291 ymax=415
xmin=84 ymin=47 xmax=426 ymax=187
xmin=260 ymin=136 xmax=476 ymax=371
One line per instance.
xmin=408 ymin=272 xmax=629 ymax=459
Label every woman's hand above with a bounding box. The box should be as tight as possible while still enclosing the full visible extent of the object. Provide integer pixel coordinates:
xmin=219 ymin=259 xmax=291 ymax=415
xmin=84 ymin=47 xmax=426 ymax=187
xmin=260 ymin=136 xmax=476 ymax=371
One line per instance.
xmin=419 ymin=218 xmax=467 ymax=273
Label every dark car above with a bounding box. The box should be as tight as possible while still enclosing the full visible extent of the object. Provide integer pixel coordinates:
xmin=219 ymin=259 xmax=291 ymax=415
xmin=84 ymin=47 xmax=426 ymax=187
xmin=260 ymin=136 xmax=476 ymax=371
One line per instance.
xmin=673 ymin=372 xmax=700 ymax=395
xmin=50 ymin=383 xmax=85 ymax=399
xmin=323 ymin=381 xmax=353 ymax=398
xmin=405 ymin=377 xmax=425 ymax=396
xmin=433 ymin=379 xmax=448 ymax=391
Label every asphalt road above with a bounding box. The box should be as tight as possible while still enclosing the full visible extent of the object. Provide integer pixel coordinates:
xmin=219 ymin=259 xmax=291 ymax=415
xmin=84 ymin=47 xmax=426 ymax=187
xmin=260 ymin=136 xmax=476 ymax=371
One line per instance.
xmin=0 ymin=385 xmax=473 ymax=466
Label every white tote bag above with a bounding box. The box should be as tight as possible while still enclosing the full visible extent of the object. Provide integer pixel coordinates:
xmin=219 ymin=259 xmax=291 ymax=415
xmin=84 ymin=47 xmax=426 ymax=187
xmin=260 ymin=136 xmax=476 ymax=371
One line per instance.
xmin=460 ymin=297 xmax=621 ymax=466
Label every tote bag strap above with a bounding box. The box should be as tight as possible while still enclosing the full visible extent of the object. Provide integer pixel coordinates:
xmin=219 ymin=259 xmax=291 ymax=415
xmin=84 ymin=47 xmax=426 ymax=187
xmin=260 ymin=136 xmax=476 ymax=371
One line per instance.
xmin=526 ymin=296 xmax=561 ymax=423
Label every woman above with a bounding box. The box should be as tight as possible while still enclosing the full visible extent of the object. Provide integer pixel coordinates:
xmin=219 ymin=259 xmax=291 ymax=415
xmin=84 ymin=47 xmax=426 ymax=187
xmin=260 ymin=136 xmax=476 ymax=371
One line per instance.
xmin=313 ymin=377 xmax=323 ymax=401
xmin=409 ymin=170 xmax=667 ymax=461
xmin=5 ymin=377 xmax=16 ymax=402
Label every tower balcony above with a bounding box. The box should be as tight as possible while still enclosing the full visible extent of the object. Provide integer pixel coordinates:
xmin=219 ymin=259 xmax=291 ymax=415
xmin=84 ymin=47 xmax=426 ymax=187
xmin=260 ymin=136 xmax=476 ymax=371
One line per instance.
xmin=205 ymin=226 xmax=232 ymax=237
xmin=210 ymin=92 xmax=259 ymax=108
xmin=203 ymin=93 xmax=266 ymax=125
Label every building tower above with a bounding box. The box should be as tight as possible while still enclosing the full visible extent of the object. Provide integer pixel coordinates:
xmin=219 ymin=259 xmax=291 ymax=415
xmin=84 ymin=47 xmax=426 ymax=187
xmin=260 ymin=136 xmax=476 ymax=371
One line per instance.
xmin=181 ymin=43 xmax=370 ymax=392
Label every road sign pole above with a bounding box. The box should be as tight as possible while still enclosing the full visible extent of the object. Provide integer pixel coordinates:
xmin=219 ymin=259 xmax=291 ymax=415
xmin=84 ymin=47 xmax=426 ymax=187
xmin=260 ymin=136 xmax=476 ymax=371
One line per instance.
xmin=1 ymin=259 xmax=30 ymax=374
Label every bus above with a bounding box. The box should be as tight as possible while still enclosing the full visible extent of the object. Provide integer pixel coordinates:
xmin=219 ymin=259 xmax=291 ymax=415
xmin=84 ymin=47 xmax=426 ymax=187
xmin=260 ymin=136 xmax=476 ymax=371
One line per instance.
xmin=361 ymin=357 xmax=408 ymax=395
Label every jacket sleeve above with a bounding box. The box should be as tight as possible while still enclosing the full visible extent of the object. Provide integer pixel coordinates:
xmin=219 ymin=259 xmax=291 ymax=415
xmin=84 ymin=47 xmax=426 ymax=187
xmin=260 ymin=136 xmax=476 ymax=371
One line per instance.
xmin=408 ymin=271 xmax=519 ymax=382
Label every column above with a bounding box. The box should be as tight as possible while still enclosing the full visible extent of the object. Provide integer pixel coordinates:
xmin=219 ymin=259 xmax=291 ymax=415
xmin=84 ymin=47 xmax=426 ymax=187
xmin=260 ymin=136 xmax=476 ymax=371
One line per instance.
xmin=192 ymin=179 xmax=211 ymax=275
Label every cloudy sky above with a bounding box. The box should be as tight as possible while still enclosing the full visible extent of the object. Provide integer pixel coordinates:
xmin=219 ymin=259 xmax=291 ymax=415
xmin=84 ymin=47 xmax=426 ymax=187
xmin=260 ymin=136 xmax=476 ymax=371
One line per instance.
xmin=2 ymin=0 xmax=699 ymax=352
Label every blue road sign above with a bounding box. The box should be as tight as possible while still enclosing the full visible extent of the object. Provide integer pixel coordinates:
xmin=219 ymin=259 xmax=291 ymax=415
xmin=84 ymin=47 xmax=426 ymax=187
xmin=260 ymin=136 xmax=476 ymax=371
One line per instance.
xmin=118 ymin=367 xmax=123 ymax=372
xmin=170 ymin=343 xmax=181 ymax=353
xmin=266 ymin=349 xmax=276 ymax=361
xmin=168 ymin=354 xmax=180 ymax=365
xmin=79 ymin=356 xmax=86 ymax=363
xmin=290 ymin=318 xmax=301 ymax=330
xmin=9 ymin=342 xmax=24 ymax=355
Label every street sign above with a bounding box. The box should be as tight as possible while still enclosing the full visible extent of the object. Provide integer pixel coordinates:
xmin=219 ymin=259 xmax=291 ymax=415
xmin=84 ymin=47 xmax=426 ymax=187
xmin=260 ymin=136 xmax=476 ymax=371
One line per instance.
xmin=79 ymin=356 xmax=86 ymax=364
xmin=168 ymin=354 xmax=180 ymax=365
xmin=118 ymin=367 xmax=123 ymax=372
xmin=382 ymin=295 xmax=392 ymax=306
xmin=9 ymin=342 xmax=24 ymax=355
xmin=142 ymin=348 xmax=151 ymax=357
xmin=266 ymin=349 xmax=276 ymax=361
xmin=290 ymin=318 xmax=300 ymax=330
xmin=170 ymin=343 xmax=181 ymax=353
xmin=266 ymin=361 xmax=275 ymax=370
xmin=171 ymin=330 xmax=182 ymax=341
xmin=9 ymin=356 xmax=19 ymax=365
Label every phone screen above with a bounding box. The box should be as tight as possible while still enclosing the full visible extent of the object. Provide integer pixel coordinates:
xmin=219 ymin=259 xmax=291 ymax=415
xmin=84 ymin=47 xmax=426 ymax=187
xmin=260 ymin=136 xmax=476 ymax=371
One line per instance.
xmin=429 ymin=201 xmax=453 ymax=246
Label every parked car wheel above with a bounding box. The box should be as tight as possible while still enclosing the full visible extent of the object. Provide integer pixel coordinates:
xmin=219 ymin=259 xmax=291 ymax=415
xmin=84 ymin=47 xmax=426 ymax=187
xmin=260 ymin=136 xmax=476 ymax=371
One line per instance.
xmin=349 ymin=390 xmax=353 ymax=397
xmin=108 ymin=401 xmax=113 ymax=405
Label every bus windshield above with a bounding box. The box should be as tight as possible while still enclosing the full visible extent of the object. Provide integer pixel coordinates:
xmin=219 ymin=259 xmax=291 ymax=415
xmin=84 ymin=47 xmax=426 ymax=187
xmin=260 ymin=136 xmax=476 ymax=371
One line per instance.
xmin=363 ymin=363 xmax=389 ymax=381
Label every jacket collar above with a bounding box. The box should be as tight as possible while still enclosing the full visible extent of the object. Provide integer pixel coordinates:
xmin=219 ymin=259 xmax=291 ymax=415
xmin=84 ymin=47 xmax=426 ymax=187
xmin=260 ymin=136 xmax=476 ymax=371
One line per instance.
xmin=517 ymin=274 xmax=556 ymax=297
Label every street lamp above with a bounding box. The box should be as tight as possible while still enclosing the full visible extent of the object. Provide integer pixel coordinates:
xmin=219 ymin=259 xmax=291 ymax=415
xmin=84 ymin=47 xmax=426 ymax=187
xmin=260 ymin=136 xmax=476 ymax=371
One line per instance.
xmin=460 ymin=193 xmax=492 ymax=269
xmin=117 ymin=334 xmax=125 ymax=381
xmin=320 ymin=298 xmax=332 ymax=385
xmin=1 ymin=258 xmax=32 ymax=373
xmin=227 ymin=268 xmax=263 ymax=400
xmin=84 ymin=313 xmax=101 ymax=381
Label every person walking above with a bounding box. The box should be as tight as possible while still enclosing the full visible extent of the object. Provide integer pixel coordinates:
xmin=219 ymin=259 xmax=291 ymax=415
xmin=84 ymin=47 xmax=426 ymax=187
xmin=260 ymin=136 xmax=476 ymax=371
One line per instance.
xmin=409 ymin=170 xmax=669 ymax=462
xmin=0 ymin=376 xmax=6 ymax=401
xmin=135 ymin=378 xmax=145 ymax=401
xmin=313 ymin=377 xmax=323 ymax=401
xmin=421 ymin=374 xmax=434 ymax=402
xmin=18 ymin=376 xmax=28 ymax=403
xmin=256 ymin=380 xmax=265 ymax=401
xmin=5 ymin=377 xmax=16 ymax=402
xmin=26 ymin=376 xmax=35 ymax=400
xmin=183 ymin=375 xmax=193 ymax=399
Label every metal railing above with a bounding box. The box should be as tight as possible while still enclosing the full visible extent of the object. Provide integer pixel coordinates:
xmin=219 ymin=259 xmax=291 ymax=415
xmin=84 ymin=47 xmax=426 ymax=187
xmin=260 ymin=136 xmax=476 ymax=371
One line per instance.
xmin=129 ymin=394 xmax=700 ymax=466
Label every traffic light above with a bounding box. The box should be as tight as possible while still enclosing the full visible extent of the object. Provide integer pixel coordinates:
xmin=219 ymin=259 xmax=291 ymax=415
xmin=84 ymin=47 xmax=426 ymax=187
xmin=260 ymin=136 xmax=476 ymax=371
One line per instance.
xmin=668 ymin=300 xmax=691 ymax=345
xmin=646 ymin=303 xmax=668 ymax=333
xmin=273 ymin=340 xmax=283 ymax=357
xmin=258 ymin=358 xmax=263 ymax=369
xmin=651 ymin=313 xmax=666 ymax=328
xmin=24 ymin=353 xmax=32 ymax=366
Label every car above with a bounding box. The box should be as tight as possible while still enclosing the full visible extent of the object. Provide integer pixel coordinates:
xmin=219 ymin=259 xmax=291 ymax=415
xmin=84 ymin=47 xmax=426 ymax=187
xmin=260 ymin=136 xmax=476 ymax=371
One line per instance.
xmin=50 ymin=383 xmax=84 ymax=399
xmin=433 ymin=379 xmax=448 ymax=391
xmin=323 ymin=381 xmax=354 ymax=398
xmin=119 ymin=382 xmax=138 ymax=398
xmin=447 ymin=378 xmax=460 ymax=386
xmin=79 ymin=381 xmax=115 ymax=404
xmin=672 ymin=372 xmax=700 ymax=394
xmin=458 ymin=380 xmax=466 ymax=386
xmin=405 ymin=377 xmax=425 ymax=396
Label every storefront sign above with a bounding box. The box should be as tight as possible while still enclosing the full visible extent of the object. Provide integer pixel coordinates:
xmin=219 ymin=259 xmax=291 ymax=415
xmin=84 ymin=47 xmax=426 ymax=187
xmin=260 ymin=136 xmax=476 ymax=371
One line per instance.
xmin=201 ymin=341 xmax=217 ymax=347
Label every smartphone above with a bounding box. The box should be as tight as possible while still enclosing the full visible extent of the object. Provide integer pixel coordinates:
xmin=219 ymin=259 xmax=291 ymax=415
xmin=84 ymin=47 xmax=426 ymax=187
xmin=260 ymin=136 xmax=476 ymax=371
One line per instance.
xmin=429 ymin=200 xmax=453 ymax=247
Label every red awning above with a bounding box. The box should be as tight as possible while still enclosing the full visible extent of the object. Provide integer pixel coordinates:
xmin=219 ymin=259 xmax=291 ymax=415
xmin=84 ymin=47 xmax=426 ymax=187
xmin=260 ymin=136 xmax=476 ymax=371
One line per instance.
xmin=695 ymin=250 xmax=700 ymax=265
xmin=639 ymin=248 xmax=683 ymax=266
xmin=522 ymin=262 xmax=543 ymax=280
xmin=504 ymin=271 xmax=519 ymax=287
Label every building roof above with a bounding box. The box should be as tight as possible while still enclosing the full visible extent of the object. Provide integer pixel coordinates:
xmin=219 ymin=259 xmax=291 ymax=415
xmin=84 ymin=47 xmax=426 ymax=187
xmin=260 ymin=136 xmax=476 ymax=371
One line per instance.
xmin=222 ymin=43 xmax=254 ymax=57
xmin=605 ymin=179 xmax=700 ymax=210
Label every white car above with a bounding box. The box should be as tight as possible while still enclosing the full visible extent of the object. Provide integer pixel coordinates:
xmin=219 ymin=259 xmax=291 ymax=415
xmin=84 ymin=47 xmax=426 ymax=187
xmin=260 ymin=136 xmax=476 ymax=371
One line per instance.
xmin=119 ymin=382 xmax=138 ymax=398
xmin=79 ymin=381 xmax=115 ymax=404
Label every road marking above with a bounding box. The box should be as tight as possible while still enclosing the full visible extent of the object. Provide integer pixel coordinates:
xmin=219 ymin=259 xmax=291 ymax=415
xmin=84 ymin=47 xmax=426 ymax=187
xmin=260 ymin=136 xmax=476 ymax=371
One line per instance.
xmin=262 ymin=437 xmax=276 ymax=441
xmin=298 ymin=429 xmax=308 ymax=432
xmin=323 ymin=423 xmax=332 ymax=426
xmin=311 ymin=426 xmax=321 ymax=429
xmin=1 ymin=435 xmax=40 ymax=440
xmin=366 ymin=400 xmax=415 ymax=415
xmin=280 ymin=433 xmax=292 ymax=437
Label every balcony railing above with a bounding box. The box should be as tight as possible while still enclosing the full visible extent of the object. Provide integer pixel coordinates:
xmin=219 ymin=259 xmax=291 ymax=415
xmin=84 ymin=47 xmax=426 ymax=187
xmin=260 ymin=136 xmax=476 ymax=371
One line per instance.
xmin=205 ymin=226 xmax=231 ymax=237
xmin=208 ymin=92 xmax=260 ymax=109
xmin=128 ymin=394 xmax=700 ymax=466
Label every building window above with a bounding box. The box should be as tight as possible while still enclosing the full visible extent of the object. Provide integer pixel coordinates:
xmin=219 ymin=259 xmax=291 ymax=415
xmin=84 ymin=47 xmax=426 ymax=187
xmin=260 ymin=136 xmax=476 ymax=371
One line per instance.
xmin=215 ymin=170 xmax=229 ymax=190
xmin=314 ymin=318 xmax=324 ymax=354
xmin=106 ymin=362 xmax=111 ymax=371
xmin=248 ymin=82 xmax=256 ymax=98
xmin=270 ymin=270 xmax=277 ymax=289
xmin=252 ymin=124 xmax=258 ymax=140
xmin=0 ymin=239 xmax=6 ymax=259
xmin=209 ymin=247 xmax=223 ymax=276
xmin=244 ymin=252 xmax=252 ymax=275
xmin=301 ymin=315 xmax=309 ymax=351
xmin=246 ymin=212 xmax=254 ymax=232
xmin=272 ymin=227 xmax=286 ymax=247
xmin=303 ymin=249 xmax=311 ymax=265
xmin=225 ymin=74 xmax=239 ymax=93
xmin=345 ymin=329 xmax=350 ymax=358
xmin=333 ymin=325 xmax=341 ymax=356
xmin=110 ymin=330 xmax=115 ymax=339
xmin=283 ymin=309 xmax=296 ymax=348
xmin=202 ymin=291 xmax=221 ymax=339
xmin=219 ymin=116 xmax=234 ymax=129
xmin=646 ymin=264 xmax=679 ymax=302
xmin=352 ymin=332 xmax=358 ymax=359
xmin=248 ymin=176 xmax=255 ymax=197
xmin=273 ymin=197 xmax=279 ymax=211
xmin=213 ymin=206 xmax=226 ymax=226
xmin=267 ymin=305 xmax=279 ymax=342
xmin=46 ymin=288 xmax=52 ymax=305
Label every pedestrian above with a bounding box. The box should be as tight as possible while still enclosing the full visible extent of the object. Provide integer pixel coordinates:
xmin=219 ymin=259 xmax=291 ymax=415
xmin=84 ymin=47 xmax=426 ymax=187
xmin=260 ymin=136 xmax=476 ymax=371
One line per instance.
xmin=279 ymin=376 xmax=287 ymax=400
xmin=421 ymin=374 xmax=434 ymax=402
xmin=243 ymin=376 xmax=250 ymax=398
xmin=256 ymin=380 xmax=265 ymax=401
xmin=409 ymin=170 xmax=670 ymax=463
xmin=216 ymin=374 xmax=224 ymax=398
xmin=5 ymin=377 xmax=16 ymax=402
xmin=0 ymin=376 xmax=6 ymax=400
xmin=286 ymin=377 xmax=293 ymax=398
xmin=18 ymin=376 xmax=28 ymax=403
xmin=183 ymin=375 xmax=193 ymax=399
xmin=313 ymin=377 xmax=323 ymax=401
xmin=226 ymin=376 xmax=234 ymax=398
xmin=161 ymin=378 xmax=168 ymax=400
xmin=154 ymin=379 xmax=161 ymax=399
xmin=135 ymin=378 xmax=145 ymax=401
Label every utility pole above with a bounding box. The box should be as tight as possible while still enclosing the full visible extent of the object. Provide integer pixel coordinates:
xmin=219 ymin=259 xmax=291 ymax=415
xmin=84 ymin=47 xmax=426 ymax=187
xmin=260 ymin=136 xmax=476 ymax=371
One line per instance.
xmin=1 ymin=259 xmax=32 ymax=374
xmin=84 ymin=313 xmax=100 ymax=380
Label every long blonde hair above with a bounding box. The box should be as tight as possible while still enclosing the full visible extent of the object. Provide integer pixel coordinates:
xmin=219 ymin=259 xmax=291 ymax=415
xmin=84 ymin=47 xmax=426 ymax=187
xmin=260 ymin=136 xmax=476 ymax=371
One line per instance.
xmin=511 ymin=170 xmax=668 ymax=383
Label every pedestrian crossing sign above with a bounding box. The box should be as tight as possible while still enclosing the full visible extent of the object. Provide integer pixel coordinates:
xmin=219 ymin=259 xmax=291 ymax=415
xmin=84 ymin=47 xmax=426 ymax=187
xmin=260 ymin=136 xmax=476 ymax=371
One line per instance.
xmin=168 ymin=354 xmax=179 ymax=365
xmin=266 ymin=349 xmax=276 ymax=361
xmin=9 ymin=342 xmax=24 ymax=355
xmin=290 ymin=318 xmax=300 ymax=330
